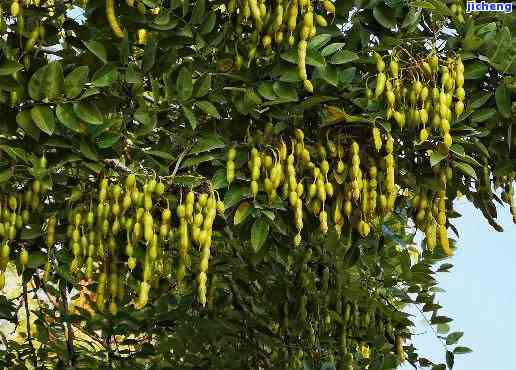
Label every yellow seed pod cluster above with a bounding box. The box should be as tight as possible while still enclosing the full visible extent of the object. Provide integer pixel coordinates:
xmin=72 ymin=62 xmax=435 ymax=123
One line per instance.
xmin=449 ymin=0 xmax=465 ymax=23
xmin=0 ymin=179 xmax=44 ymax=287
xmin=230 ymin=0 xmax=332 ymax=92
xmin=10 ymin=0 xmax=20 ymax=17
xmin=228 ymin=126 xmax=400 ymax=244
xmin=371 ymin=51 xmax=467 ymax=150
xmin=61 ymin=174 xmax=224 ymax=311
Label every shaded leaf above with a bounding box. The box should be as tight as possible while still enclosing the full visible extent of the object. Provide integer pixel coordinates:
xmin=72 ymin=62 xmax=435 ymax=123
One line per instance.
xmin=330 ymin=50 xmax=359 ymax=65
xmin=83 ymin=40 xmax=107 ymax=63
xmin=495 ymin=83 xmax=511 ymax=118
xmin=446 ymin=332 xmax=464 ymax=345
xmin=464 ymin=61 xmax=488 ymax=79
xmin=373 ymin=5 xmax=396 ymax=29
xmin=30 ymin=106 xmax=55 ymax=135
xmin=177 ymin=66 xmax=193 ymax=101
xmin=56 ymin=104 xmax=83 ymax=133
xmin=251 ymin=217 xmax=269 ymax=252
xmin=42 ymin=61 xmax=64 ymax=100
xmin=195 ymin=100 xmax=221 ymax=118
xmin=190 ymin=134 xmax=225 ymax=154
xmin=64 ymin=66 xmax=89 ymax=99
xmin=0 ymin=60 xmax=23 ymax=75
xmin=455 ymin=162 xmax=477 ymax=179
xmin=16 ymin=110 xmax=40 ymax=141
xmin=73 ymin=102 xmax=103 ymax=125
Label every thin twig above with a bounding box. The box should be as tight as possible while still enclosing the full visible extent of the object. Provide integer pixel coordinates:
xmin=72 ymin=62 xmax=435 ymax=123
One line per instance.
xmin=59 ymin=282 xmax=75 ymax=367
xmin=22 ymin=281 xmax=38 ymax=368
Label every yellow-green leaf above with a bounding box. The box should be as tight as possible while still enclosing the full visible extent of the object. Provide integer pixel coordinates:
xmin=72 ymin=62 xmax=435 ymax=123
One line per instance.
xmin=234 ymin=201 xmax=252 ymax=225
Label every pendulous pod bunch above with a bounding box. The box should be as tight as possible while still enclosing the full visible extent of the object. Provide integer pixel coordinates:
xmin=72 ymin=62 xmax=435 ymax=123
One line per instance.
xmin=59 ymin=174 xmax=224 ymax=312
xmin=226 ymin=0 xmax=334 ymax=92
xmin=372 ymin=51 xmax=467 ymax=152
xmin=228 ymin=127 xmax=401 ymax=246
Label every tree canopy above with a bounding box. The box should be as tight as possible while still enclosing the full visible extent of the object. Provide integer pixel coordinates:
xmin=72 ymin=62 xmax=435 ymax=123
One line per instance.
xmin=0 ymin=0 xmax=515 ymax=369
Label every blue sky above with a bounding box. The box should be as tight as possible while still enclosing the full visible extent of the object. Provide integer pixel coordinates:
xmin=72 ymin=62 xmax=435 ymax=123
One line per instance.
xmin=408 ymin=199 xmax=516 ymax=370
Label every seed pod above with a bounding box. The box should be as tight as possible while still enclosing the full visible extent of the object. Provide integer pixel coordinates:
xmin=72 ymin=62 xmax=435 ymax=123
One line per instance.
xmin=419 ymin=128 xmax=429 ymax=142
xmin=389 ymin=58 xmax=399 ymax=78
xmin=455 ymin=101 xmax=464 ymax=116
xmin=106 ymin=0 xmax=124 ymax=38
xmin=297 ymin=41 xmax=308 ymax=76
xmin=375 ymin=72 xmax=387 ymax=97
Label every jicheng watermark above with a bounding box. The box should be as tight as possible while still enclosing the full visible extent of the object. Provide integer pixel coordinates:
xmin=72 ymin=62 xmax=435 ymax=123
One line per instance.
xmin=466 ymin=1 xmax=513 ymax=13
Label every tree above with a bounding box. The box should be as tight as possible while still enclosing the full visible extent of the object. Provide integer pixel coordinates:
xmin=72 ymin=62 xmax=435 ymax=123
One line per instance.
xmin=0 ymin=0 xmax=514 ymax=368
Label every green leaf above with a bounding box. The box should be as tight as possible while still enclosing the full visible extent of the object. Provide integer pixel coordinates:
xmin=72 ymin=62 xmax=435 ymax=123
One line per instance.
xmin=453 ymin=346 xmax=473 ymax=354
xmin=449 ymin=144 xmax=465 ymax=156
xmin=182 ymin=105 xmax=198 ymax=129
xmin=64 ymin=66 xmax=89 ymax=99
xmin=471 ymin=108 xmax=496 ymax=123
xmin=463 ymin=61 xmax=488 ymax=79
xmin=234 ymin=202 xmax=252 ymax=225
xmin=495 ymin=83 xmax=511 ymax=118
xmin=191 ymin=0 xmax=205 ymax=24
xmin=20 ymin=225 xmax=42 ymax=241
xmin=436 ymin=323 xmax=450 ymax=334
xmin=330 ymin=50 xmax=359 ymax=65
xmin=257 ymin=81 xmax=276 ymax=100
xmin=195 ymin=100 xmax=221 ymax=118
xmin=97 ymin=132 xmax=121 ymax=148
xmin=455 ymin=162 xmax=477 ymax=179
xmin=273 ymin=82 xmax=298 ymax=101
xmin=73 ymin=102 xmax=103 ymax=125
xmin=430 ymin=151 xmax=447 ymax=167
xmin=339 ymin=67 xmax=356 ymax=86
xmin=410 ymin=1 xmax=435 ymax=9
xmin=225 ymin=185 xmax=250 ymax=209
xmin=446 ymin=351 xmax=454 ymax=369
xmin=402 ymin=8 xmax=420 ymax=28
xmin=306 ymin=50 xmax=326 ymax=68
xmin=446 ymin=332 xmax=464 ymax=345
xmin=190 ymin=134 xmax=225 ymax=154
xmin=373 ymin=5 xmax=396 ymax=29
xmin=177 ymin=66 xmax=193 ymax=101
xmin=79 ymin=141 xmax=98 ymax=161
xmin=317 ymin=65 xmax=339 ymax=87
xmin=91 ymin=64 xmax=118 ymax=87
xmin=0 ymin=168 xmax=13 ymax=183
xmin=42 ymin=61 xmax=64 ymax=100
xmin=193 ymin=74 xmax=212 ymax=97
xmin=16 ymin=110 xmax=40 ymax=141
xmin=308 ymin=34 xmax=331 ymax=50
xmin=0 ymin=60 xmax=23 ymax=75
xmin=142 ymin=33 xmax=159 ymax=72
xmin=30 ymin=106 xmax=55 ymax=135
xmin=469 ymin=92 xmax=492 ymax=109
xmin=251 ymin=217 xmax=269 ymax=252
xmin=28 ymin=65 xmax=47 ymax=101
xmin=145 ymin=150 xmax=175 ymax=162
xmin=134 ymin=109 xmax=157 ymax=136
xmin=321 ymin=43 xmax=345 ymax=57
xmin=56 ymin=104 xmax=83 ymax=133
xmin=180 ymin=154 xmax=216 ymax=169
xmin=27 ymin=251 xmax=46 ymax=268
xmin=200 ymin=12 xmax=216 ymax=34
xmin=83 ymin=40 xmax=107 ymax=64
